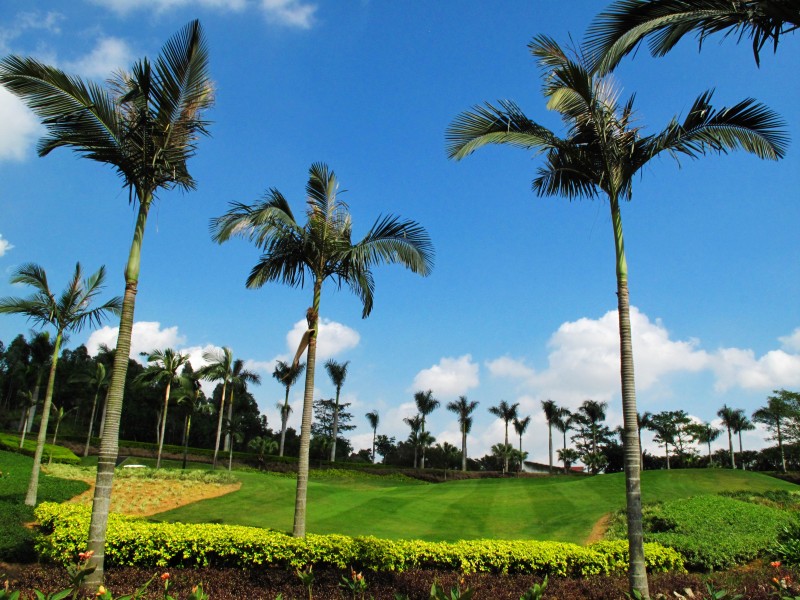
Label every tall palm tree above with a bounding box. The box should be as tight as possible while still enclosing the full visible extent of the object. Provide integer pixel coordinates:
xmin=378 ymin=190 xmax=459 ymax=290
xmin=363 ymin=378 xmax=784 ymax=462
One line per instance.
xmin=731 ymin=409 xmax=755 ymax=469
xmin=446 ymin=36 xmax=786 ymax=598
xmin=272 ymin=360 xmax=305 ymax=457
xmin=414 ymin=390 xmax=440 ymax=469
xmin=753 ymin=390 xmax=797 ymax=473
xmin=23 ymin=332 xmax=54 ymax=436
xmin=717 ymin=404 xmax=739 ymax=469
xmin=578 ymin=399 xmax=608 ymax=461
xmin=553 ymin=408 xmax=575 ymax=474
xmin=447 ymin=396 xmax=479 ymax=472
xmin=403 ymin=414 xmax=423 ymax=469
xmin=210 ymin=163 xmax=433 ymax=537
xmin=71 ymin=362 xmax=109 ymax=458
xmin=513 ymin=415 xmax=532 ymax=473
xmin=172 ymin=371 xmax=208 ymax=470
xmin=688 ymin=421 xmax=721 ymax=465
xmin=137 ymin=349 xmax=189 ymax=469
xmin=0 ymin=21 xmax=213 ymax=586
xmin=198 ymin=347 xmax=235 ymax=469
xmin=488 ymin=400 xmax=519 ymax=474
xmin=540 ymin=399 xmax=562 ymax=474
xmin=324 ymin=359 xmax=350 ymax=462
xmin=588 ymin=0 xmax=800 ymax=72
xmin=648 ymin=411 xmax=678 ymax=469
xmin=365 ymin=410 xmax=380 ymax=464
xmin=0 ymin=263 xmax=120 ymax=506
xmin=226 ymin=359 xmax=261 ymax=452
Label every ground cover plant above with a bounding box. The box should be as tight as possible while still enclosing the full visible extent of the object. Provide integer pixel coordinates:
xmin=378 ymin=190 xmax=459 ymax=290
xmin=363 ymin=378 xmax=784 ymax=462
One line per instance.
xmin=0 ymin=434 xmax=80 ymax=465
xmin=154 ymin=467 xmax=799 ymax=544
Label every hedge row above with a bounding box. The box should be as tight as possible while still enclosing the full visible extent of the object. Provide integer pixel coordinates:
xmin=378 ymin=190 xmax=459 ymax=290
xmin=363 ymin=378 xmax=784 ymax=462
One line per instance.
xmin=0 ymin=433 xmax=80 ymax=465
xmin=34 ymin=503 xmax=683 ymax=576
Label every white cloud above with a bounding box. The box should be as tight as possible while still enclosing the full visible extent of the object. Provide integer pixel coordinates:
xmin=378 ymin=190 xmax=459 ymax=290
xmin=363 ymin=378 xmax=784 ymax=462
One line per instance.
xmin=486 ymin=356 xmax=535 ymax=379
xmin=779 ymin=328 xmax=800 ymax=353
xmin=65 ymin=37 xmax=133 ymax=78
xmin=0 ymin=88 xmax=42 ymax=161
xmin=0 ymin=11 xmax=63 ymax=55
xmin=86 ymin=321 xmax=186 ymax=359
xmin=88 ymin=0 xmax=247 ymax=15
xmin=285 ymin=317 xmax=360 ymax=362
xmin=0 ymin=235 xmax=14 ymax=257
xmin=411 ymin=354 xmax=479 ymax=398
xmin=260 ymin=0 xmax=317 ymax=28
xmin=710 ymin=347 xmax=800 ymax=391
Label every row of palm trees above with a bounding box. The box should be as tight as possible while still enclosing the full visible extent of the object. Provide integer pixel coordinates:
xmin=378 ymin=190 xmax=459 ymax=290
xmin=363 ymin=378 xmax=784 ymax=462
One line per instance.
xmin=2 ymin=2 xmax=796 ymax=596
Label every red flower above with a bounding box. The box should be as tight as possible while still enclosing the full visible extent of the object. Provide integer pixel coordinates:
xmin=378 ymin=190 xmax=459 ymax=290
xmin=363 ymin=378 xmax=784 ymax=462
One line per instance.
xmin=772 ymin=561 xmax=782 ymax=568
xmin=161 ymin=573 xmax=170 ymax=581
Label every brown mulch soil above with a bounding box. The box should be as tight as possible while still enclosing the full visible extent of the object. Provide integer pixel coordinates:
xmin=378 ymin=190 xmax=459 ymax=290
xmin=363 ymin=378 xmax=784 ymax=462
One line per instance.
xmin=1 ymin=562 xmax=793 ymax=600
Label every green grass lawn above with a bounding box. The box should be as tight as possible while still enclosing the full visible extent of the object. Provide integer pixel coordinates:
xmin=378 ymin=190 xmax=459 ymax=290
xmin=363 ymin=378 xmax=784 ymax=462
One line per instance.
xmin=154 ymin=468 xmax=798 ymax=544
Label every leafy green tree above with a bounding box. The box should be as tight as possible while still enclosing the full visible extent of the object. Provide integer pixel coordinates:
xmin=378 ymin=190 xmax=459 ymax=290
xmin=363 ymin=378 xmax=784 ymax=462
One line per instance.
xmin=248 ymin=435 xmax=278 ymax=462
xmin=488 ymin=400 xmax=519 ymax=474
xmin=311 ymin=397 xmax=355 ymax=460
xmin=446 ymin=34 xmax=785 ymax=598
xmin=0 ymin=263 xmax=120 ymax=506
xmin=324 ymin=359 xmax=350 ymax=462
xmin=541 ymin=399 xmax=563 ymax=473
xmin=172 ymin=370 xmax=209 ymax=469
xmin=648 ymin=411 xmax=683 ymax=469
xmin=577 ymin=400 xmax=608 ymax=463
xmin=513 ymin=415 xmax=532 ymax=473
xmin=637 ymin=412 xmax=653 ymax=471
xmin=717 ymin=404 xmax=740 ymax=469
xmin=272 ymin=360 xmax=305 ymax=456
xmin=558 ymin=447 xmax=580 ymax=471
xmin=553 ymin=408 xmax=575 ymax=474
xmin=137 ymin=349 xmax=189 ymax=469
xmin=588 ymin=0 xmax=800 ymax=72
xmin=226 ymin=359 xmax=261 ymax=452
xmin=0 ymin=21 xmax=213 ymax=585
xmin=447 ymin=396 xmax=479 ymax=471
xmin=414 ymin=390 xmax=440 ymax=469
xmin=753 ymin=390 xmax=799 ymax=473
xmin=198 ymin=347 xmax=235 ymax=469
xmin=365 ymin=410 xmax=380 ymax=464
xmin=687 ymin=421 xmax=721 ymax=465
xmin=731 ymin=409 xmax=755 ymax=469
xmin=23 ymin=332 xmax=54 ymax=436
xmin=211 ymin=162 xmax=433 ymax=537
xmin=404 ymin=414 xmax=423 ymax=469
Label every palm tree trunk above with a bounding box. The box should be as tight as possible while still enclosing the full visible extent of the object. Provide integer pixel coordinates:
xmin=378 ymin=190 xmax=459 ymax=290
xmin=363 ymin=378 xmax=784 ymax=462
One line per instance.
xmin=519 ymin=435 xmax=523 ymax=473
xmin=182 ymin=413 xmax=191 ymax=470
xmin=503 ymin=423 xmax=509 ymax=474
xmin=562 ymin=430 xmax=568 ymax=474
xmin=212 ymin=382 xmax=227 ymax=469
xmin=665 ymin=443 xmax=671 ymax=470
xmin=738 ymin=431 xmax=745 ymax=470
xmin=612 ymin=199 xmax=649 ymax=599
xmin=727 ymin=426 xmax=735 ymax=469
xmin=279 ymin=390 xmax=290 ymax=456
xmin=98 ymin=388 xmax=109 ymax=439
xmin=707 ymin=441 xmax=712 ymax=465
xmin=24 ymin=332 xmax=62 ymax=506
xmin=330 ymin=391 xmax=340 ymax=462
xmin=777 ymin=419 xmax=786 ymax=473
xmin=156 ymin=382 xmax=172 ymax=469
xmin=461 ymin=425 xmax=467 ymax=472
xmin=86 ymin=198 xmax=149 ymax=589
xmin=83 ymin=390 xmax=100 ymax=458
xmin=372 ymin=428 xmax=377 ymax=464
xmin=548 ymin=423 xmax=553 ymax=474
xmin=224 ymin=388 xmax=234 ymax=452
xmin=293 ymin=283 xmax=321 ymax=537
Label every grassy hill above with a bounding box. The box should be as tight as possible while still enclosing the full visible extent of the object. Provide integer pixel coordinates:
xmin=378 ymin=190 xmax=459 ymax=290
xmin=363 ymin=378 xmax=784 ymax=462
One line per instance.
xmin=154 ymin=468 xmax=797 ymax=544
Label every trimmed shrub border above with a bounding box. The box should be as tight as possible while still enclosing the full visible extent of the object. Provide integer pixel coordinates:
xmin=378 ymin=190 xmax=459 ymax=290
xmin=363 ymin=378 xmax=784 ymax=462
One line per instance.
xmin=34 ymin=503 xmax=683 ymax=576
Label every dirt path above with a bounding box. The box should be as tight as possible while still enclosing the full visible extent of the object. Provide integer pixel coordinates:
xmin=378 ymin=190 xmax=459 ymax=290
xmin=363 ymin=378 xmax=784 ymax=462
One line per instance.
xmin=584 ymin=512 xmax=611 ymax=544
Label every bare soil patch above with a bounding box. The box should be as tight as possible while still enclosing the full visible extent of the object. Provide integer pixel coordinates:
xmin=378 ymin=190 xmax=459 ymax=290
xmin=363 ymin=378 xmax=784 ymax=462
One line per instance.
xmin=584 ymin=512 xmax=610 ymax=544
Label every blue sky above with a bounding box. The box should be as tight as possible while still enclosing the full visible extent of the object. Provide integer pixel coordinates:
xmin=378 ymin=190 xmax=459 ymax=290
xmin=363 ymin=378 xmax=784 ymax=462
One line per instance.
xmin=1 ymin=0 xmax=799 ymax=463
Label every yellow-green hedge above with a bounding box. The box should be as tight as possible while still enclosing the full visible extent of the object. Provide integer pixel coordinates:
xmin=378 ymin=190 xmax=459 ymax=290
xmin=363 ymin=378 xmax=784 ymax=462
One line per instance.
xmin=34 ymin=503 xmax=683 ymax=576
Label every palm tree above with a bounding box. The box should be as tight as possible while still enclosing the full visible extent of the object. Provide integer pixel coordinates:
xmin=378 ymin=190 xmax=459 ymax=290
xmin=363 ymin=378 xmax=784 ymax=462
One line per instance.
xmin=446 ymin=36 xmax=786 ymax=598
xmin=0 ymin=21 xmax=213 ymax=585
xmin=753 ymin=390 xmax=798 ymax=473
xmin=731 ymin=409 xmax=755 ymax=469
xmin=172 ymin=372 xmax=209 ymax=470
xmin=688 ymin=421 xmax=721 ymax=465
xmin=71 ymin=362 xmax=109 ymax=458
xmin=637 ymin=411 xmax=653 ymax=471
xmin=198 ymin=347 xmax=235 ymax=469
xmin=23 ymin=332 xmax=54 ymax=436
xmin=648 ymin=411 xmax=678 ymax=469
xmin=210 ymin=163 xmax=433 ymax=537
xmin=447 ymin=396 xmax=479 ymax=471
xmin=577 ymin=400 xmax=608 ymax=460
xmin=138 ymin=349 xmax=189 ymax=469
xmin=492 ymin=443 xmax=515 ymax=471
xmin=558 ymin=447 xmax=580 ymax=471
xmin=540 ymin=399 xmax=562 ymax=473
xmin=553 ymin=409 xmax=575 ymax=474
xmin=588 ymin=0 xmax=800 ymax=72
xmin=488 ymin=400 xmax=519 ymax=474
xmin=513 ymin=415 xmax=532 ymax=473
xmin=222 ymin=415 xmax=246 ymax=472
xmin=248 ymin=435 xmax=278 ymax=464
xmin=324 ymin=359 xmax=350 ymax=462
xmin=226 ymin=359 xmax=261 ymax=452
xmin=404 ymin=414 xmax=423 ymax=469
xmin=272 ymin=360 xmax=305 ymax=457
xmin=717 ymin=404 xmax=739 ymax=469
xmin=365 ymin=410 xmax=380 ymax=464
xmin=0 ymin=263 xmax=120 ymax=506
xmin=414 ymin=390 xmax=440 ymax=469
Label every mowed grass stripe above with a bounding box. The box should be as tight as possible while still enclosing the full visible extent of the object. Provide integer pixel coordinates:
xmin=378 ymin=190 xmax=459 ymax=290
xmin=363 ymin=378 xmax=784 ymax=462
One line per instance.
xmin=153 ymin=469 xmax=799 ymax=543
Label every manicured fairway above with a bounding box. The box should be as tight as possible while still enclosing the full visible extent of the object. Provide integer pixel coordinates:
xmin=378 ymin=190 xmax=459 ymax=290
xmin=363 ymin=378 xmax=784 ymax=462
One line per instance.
xmin=153 ymin=469 xmax=798 ymax=544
